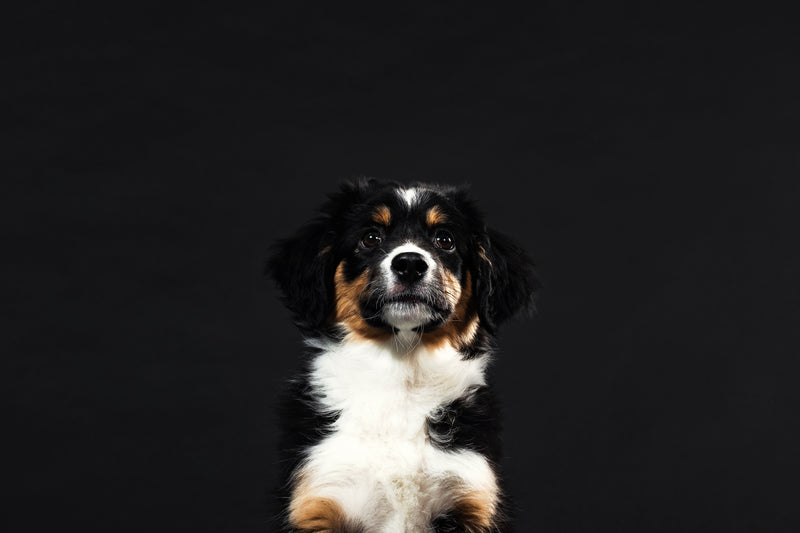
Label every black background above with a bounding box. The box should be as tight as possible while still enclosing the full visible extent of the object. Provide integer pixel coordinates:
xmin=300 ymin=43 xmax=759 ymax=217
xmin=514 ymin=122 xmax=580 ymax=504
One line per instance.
xmin=6 ymin=3 xmax=799 ymax=532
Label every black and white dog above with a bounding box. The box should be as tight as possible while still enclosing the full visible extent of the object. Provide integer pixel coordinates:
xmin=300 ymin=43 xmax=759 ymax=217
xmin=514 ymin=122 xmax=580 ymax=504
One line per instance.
xmin=267 ymin=179 xmax=540 ymax=532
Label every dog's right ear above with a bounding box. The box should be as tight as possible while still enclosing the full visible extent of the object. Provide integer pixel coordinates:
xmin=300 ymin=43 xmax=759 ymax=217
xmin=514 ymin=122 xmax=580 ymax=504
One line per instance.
xmin=266 ymin=178 xmax=385 ymax=333
xmin=266 ymin=219 xmax=337 ymax=334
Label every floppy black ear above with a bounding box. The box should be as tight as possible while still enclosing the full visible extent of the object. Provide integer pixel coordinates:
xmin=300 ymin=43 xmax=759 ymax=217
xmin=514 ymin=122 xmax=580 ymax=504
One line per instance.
xmin=266 ymin=221 xmax=337 ymax=334
xmin=265 ymin=178 xmax=381 ymax=333
xmin=474 ymin=228 xmax=542 ymax=334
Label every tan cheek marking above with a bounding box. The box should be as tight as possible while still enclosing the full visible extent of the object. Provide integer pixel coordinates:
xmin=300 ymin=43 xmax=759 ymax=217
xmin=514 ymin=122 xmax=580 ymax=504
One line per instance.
xmin=334 ymin=262 xmax=391 ymax=342
xmin=426 ymin=205 xmax=447 ymax=227
xmin=422 ymin=270 xmax=479 ymax=350
xmin=439 ymin=268 xmax=463 ymax=309
xmin=371 ymin=205 xmax=392 ymax=226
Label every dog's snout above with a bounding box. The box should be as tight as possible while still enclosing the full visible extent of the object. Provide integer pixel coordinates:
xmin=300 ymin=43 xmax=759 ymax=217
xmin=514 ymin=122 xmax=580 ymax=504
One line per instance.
xmin=391 ymin=252 xmax=428 ymax=283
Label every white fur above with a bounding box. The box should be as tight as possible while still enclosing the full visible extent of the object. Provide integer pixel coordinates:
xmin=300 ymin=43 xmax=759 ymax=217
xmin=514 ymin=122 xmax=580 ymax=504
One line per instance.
xmin=380 ymin=243 xmax=437 ymax=331
xmin=381 ymin=242 xmax=435 ymax=283
xmin=299 ymin=337 xmax=497 ymax=532
xmin=398 ymin=187 xmax=422 ymax=207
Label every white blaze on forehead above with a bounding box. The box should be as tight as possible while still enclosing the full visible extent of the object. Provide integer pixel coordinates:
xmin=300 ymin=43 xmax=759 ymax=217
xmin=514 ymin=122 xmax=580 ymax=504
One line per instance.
xmin=397 ymin=187 xmax=423 ymax=208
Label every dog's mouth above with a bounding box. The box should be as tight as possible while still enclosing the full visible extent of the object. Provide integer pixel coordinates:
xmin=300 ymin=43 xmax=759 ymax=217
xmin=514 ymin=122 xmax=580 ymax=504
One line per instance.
xmin=385 ymin=293 xmax=429 ymax=306
xmin=384 ymin=292 xmax=449 ymax=314
xmin=378 ymin=290 xmax=451 ymax=331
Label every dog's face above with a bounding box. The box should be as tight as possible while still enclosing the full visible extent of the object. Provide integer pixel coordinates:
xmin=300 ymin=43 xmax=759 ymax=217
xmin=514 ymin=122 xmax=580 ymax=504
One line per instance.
xmin=268 ymin=179 xmax=540 ymax=348
xmin=333 ymin=185 xmax=477 ymax=344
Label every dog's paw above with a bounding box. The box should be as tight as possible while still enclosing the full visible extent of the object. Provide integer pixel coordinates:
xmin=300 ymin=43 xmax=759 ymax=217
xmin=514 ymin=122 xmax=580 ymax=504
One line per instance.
xmin=290 ymin=497 xmax=364 ymax=533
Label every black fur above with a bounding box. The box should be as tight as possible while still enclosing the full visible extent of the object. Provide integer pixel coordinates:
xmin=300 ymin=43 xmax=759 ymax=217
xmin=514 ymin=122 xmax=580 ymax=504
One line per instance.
xmin=473 ymin=227 xmax=541 ymax=335
xmin=426 ymin=385 xmax=503 ymax=461
xmin=266 ymin=222 xmax=337 ymax=335
xmin=426 ymin=385 xmax=514 ymax=532
xmin=272 ymin=363 xmax=340 ymax=532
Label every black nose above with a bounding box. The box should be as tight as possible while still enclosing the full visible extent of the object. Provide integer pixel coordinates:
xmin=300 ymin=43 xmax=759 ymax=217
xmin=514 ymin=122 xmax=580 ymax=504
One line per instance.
xmin=391 ymin=252 xmax=428 ymax=283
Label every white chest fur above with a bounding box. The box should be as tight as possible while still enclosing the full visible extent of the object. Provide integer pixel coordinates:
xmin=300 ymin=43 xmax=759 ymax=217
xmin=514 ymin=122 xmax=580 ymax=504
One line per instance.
xmin=298 ymin=337 xmax=497 ymax=532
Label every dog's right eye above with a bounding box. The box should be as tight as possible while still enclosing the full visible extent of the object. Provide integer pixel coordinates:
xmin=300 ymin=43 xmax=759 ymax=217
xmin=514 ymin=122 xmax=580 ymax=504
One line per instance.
xmin=361 ymin=231 xmax=383 ymax=248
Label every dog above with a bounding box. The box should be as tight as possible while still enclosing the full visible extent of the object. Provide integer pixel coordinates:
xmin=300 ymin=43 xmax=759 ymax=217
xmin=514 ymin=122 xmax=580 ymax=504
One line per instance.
xmin=267 ymin=178 xmax=540 ymax=532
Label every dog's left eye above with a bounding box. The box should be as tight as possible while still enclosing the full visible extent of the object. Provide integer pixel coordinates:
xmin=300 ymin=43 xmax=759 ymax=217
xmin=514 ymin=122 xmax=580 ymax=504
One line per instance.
xmin=434 ymin=230 xmax=455 ymax=251
xmin=361 ymin=230 xmax=383 ymax=248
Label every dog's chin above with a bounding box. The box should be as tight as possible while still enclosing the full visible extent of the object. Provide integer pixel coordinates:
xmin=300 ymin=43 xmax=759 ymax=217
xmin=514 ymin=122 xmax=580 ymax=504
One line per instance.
xmin=382 ymin=301 xmax=437 ymax=331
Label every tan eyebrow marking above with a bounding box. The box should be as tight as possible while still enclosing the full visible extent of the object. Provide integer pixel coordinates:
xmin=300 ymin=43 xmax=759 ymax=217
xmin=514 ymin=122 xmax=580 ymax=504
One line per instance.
xmin=371 ymin=205 xmax=392 ymax=226
xmin=426 ymin=205 xmax=447 ymax=227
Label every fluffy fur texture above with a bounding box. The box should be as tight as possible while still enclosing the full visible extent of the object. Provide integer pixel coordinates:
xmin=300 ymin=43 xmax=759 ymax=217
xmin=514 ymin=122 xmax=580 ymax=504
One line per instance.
xmin=267 ymin=179 xmax=540 ymax=533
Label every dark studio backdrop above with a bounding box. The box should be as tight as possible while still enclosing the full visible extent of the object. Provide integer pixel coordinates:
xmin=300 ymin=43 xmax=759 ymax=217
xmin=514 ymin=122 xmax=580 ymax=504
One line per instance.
xmin=6 ymin=3 xmax=799 ymax=532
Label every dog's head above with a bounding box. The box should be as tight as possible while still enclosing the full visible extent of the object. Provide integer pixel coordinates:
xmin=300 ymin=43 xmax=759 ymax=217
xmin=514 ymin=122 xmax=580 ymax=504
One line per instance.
xmin=267 ymin=179 xmax=540 ymax=349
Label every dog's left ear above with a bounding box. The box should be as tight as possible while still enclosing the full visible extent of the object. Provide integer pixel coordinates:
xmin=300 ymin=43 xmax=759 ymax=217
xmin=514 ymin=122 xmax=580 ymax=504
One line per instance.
xmin=266 ymin=220 xmax=337 ymax=334
xmin=474 ymin=227 xmax=542 ymax=334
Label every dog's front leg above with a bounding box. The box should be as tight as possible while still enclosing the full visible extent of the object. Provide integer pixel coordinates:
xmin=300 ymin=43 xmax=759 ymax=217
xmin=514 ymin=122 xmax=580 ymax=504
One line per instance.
xmin=289 ymin=495 xmax=365 ymax=533
xmin=430 ymin=490 xmax=507 ymax=533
